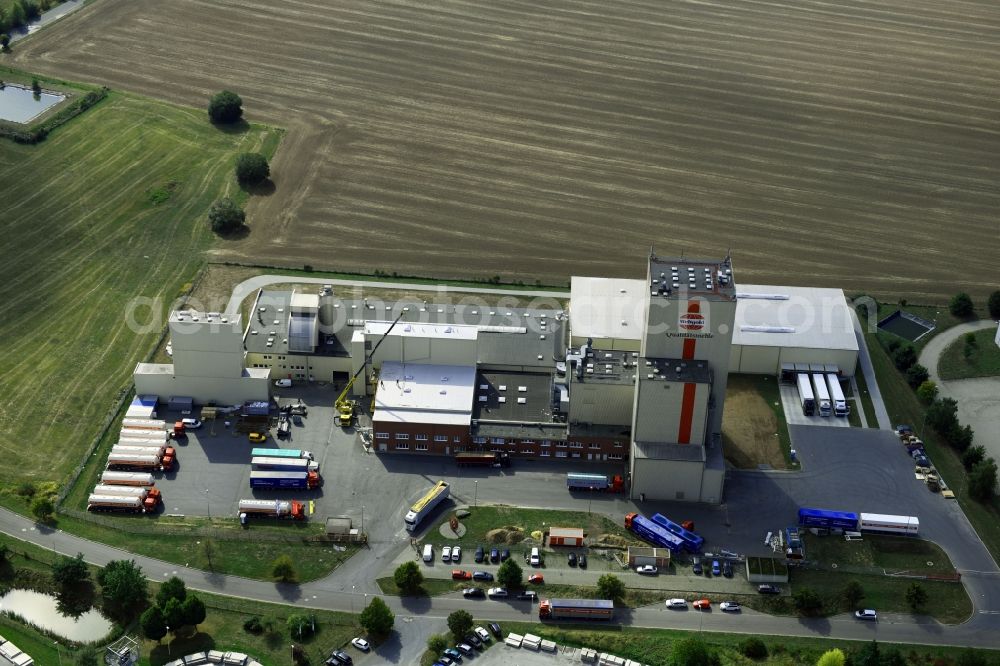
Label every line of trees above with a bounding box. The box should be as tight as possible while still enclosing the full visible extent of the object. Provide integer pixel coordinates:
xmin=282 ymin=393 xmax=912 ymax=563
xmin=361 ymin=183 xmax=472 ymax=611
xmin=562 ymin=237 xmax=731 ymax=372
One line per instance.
xmin=948 ymin=290 xmax=1000 ymax=320
xmin=140 ymin=576 xmax=207 ymax=642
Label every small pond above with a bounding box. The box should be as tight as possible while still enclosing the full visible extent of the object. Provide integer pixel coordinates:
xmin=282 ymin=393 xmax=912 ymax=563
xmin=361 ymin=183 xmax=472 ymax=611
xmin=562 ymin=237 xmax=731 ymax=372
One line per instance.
xmin=0 ymin=84 xmax=66 ymax=123
xmin=0 ymin=589 xmax=113 ymax=642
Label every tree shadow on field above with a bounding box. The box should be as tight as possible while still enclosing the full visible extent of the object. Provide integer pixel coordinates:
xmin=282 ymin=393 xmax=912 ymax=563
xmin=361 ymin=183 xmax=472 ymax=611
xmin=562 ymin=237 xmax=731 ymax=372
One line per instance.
xmin=215 ymin=225 xmax=251 ymax=241
xmin=240 ymin=178 xmax=276 ymax=197
xmin=212 ymin=118 xmax=251 ymax=134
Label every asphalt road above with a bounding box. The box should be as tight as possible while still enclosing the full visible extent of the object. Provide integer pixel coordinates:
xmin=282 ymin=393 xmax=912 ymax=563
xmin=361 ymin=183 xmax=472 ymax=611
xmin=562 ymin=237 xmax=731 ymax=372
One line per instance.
xmin=3 ymin=505 xmax=1000 ymax=650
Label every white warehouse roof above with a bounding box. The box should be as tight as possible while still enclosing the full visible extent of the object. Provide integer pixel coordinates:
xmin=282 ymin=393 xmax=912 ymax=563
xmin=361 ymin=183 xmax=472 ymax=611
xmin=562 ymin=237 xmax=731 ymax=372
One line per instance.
xmin=570 ymin=276 xmax=645 ymax=342
xmin=373 ymin=361 xmax=476 ymax=426
xmin=734 ymin=285 xmax=858 ymax=351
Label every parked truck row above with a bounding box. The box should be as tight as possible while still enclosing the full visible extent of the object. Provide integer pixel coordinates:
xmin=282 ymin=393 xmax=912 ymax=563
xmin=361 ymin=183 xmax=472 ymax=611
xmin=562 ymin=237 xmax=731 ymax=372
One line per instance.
xmin=796 ymin=373 xmax=849 ymax=417
xmin=248 ymin=450 xmax=321 ymax=489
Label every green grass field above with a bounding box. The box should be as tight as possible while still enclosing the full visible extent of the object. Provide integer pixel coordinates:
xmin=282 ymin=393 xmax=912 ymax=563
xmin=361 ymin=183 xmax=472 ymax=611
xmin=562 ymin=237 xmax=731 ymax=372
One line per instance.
xmin=939 ymin=327 xmax=1000 ymax=380
xmin=0 ymin=83 xmax=279 ymax=495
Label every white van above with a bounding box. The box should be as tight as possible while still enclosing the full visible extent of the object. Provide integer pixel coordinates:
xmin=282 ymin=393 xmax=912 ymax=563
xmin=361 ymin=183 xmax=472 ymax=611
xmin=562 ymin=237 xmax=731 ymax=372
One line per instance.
xmin=422 ymin=544 xmax=434 ymax=562
xmin=529 ymin=547 xmax=540 ymax=566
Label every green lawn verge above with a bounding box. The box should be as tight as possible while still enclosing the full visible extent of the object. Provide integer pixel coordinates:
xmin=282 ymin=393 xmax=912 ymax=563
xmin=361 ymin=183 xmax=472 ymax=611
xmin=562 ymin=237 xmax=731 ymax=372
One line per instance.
xmin=501 ymin=622 xmax=996 ymax=666
xmin=863 ymin=325 xmax=1000 ymax=561
xmin=938 ymin=327 xmax=1000 ymax=380
xmin=852 ymin=364 xmax=877 ymax=428
xmin=753 ymin=375 xmax=796 ymax=467
xmin=802 ymin=534 xmax=957 ymax=574
xmin=786 ymin=568 xmax=971 ymax=624
xmin=376 ymin=575 xmax=463 ymax=597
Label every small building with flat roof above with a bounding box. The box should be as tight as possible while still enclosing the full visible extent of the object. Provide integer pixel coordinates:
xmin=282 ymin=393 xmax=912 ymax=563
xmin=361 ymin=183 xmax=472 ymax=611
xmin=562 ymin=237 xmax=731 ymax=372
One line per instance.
xmin=548 ymin=527 xmax=585 ymax=547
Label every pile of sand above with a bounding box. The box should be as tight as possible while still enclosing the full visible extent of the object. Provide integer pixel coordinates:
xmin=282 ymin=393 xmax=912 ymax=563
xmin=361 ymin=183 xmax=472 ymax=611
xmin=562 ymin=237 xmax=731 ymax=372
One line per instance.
xmin=592 ymin=533 xmax=631 ymax=549
xmin=486 ymin=525 xmax=526 ymax=544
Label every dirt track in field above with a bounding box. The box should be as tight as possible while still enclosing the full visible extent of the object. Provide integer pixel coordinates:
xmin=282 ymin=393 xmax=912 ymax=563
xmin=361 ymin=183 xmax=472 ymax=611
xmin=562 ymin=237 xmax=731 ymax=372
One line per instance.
xmin=11 ymin=0 xmax=1000 ymax=299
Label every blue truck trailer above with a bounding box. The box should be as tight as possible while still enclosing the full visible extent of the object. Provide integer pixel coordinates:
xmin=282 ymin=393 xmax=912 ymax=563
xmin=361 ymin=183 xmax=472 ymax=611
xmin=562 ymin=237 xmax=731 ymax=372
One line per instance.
xmin=650 ymin=513 xmax=704 ymax=552
xmin=624 ymin=513 xmax=685 ymax=551
xmin=798 ymin=507 xmax=859 ymax=530
xmin=249 ymin=470 xmax=320 ymax=490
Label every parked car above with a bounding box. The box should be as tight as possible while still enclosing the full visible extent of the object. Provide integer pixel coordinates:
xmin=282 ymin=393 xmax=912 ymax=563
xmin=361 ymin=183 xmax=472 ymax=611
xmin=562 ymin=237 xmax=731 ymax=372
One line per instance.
xmin=568 ymin=552 xmax=578 ymax=567
xmin=487 ymin=587 xmax=508 ymax=598
xmin=452 ymin=545 xmax=462 ymax=562
xmin=636 ymin=565 xmax=658 ymax=575
xmin=456 ymin=644 xmax=474 ymax=657
xmin=517 ymin=591 xmax=538 ymax=601
xmin=490 ymin=547 xmax=500 ymax=563
xmin=248 ymin=432 xmax=267 ymax=443
xmin=438 ymin=656 xmax=456 ymax=666
xmin=501 ymin=548 xmax=511 ymax=561
xmin=722 ymin=560 xmax=733 ymax=578
xmin=528 ymin=574 xmax=544 ymax=584
xmin=472 ymin=571 xmax=493 ymax=582
xmin=855 ymin=609 xmax=878 ymax=621
xmin=475 ymin=626 xmax=491 ymax=642
xmin=666 ymin=598 xmax=688 ymax=609
xmin=720 ymin=601 xmax=741 ymax=612
xmin=758 ymin=584 xmax=781 ymax=595
xmin=275 ymin=378 xmax=293 ymax=388
xmin=464 ymin=633 xmax=482 ymax=648
xmin=693 ymin=598 xmax=711 ymax=610
xmin=488 ymin=622 xmax=502 ymax=638
xmin=452 ymin=569 xmax=472 ymax=580
xmin=292 ymin=414 xmax=304 ymax=426
xmin=578 ymin=553 xmax=587 ymax=568
xmin=463 ymin=587 xmax=485 ymax=598
xmin=529 ymin=547 xmax=541 ymax=566
xmin=181 ymin=418 xmax=202 ymax=429
xmin=475 ymin=545 xmax=485 ymax=563
xmin=328 ymin=651 xmax=352 ymax=665
xmin=443 ymin=648 xmax=462 ymax=661
xmin=692 ymin=557 xmax=703 ymax=575
xmin=914 ymin=455 xmax=931 ymax=468
xmin=711 ymin=560 xmax=721 ymax=576
xmin=351 ymin=638 xmax=370 ymax=651
xmin=442 ymin=546 xmax=452 ymax=562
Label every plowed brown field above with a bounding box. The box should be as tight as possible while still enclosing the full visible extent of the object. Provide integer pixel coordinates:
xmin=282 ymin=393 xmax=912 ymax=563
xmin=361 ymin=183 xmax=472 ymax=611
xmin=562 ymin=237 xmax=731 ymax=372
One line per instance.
xmin=12 ymin=0 xmax=1000 ymax=299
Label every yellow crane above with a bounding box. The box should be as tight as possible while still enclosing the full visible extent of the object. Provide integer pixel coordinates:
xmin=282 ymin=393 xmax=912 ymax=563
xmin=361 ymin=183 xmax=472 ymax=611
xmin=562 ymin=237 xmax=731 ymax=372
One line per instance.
xmin=334 ymin=313 xmax=404 ymax=427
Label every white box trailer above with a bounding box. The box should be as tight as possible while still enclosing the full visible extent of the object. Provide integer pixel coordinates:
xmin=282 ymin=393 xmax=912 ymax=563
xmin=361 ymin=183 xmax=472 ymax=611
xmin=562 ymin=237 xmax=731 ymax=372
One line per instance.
xmin=826 ymin=373 xmax=849 ymax=417
xmin=811 ymin=373 xmax=832 ymax=416
xmin=859 ymin=513 xmax=919 ymax=535
xmin=93 ymin=484 xmax=148 ymax=498
xmin=112 ymin=444 xmax=168 ymax=457
xmin=100 ymin=471 xmax=155 ymax=486
xmin=121 ymin=418 xmax=166 ymax=431
xmin=796 ymin=373 xmax=815 ymax=416
xmin=119 ymin=430 xmax=169 ymax=443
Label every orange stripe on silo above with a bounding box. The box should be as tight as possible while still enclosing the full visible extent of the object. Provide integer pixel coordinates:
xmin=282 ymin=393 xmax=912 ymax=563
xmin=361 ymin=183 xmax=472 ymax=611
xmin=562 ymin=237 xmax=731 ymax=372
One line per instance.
xmin=678 ymin=383 xmax=697 ymax=444
xmin=682 ymin=338 xmax=696 ymax=359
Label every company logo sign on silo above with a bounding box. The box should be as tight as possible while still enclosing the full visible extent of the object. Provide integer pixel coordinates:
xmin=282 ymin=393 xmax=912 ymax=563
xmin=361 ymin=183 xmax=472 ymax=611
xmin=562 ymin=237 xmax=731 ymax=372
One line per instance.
xmin=679 ymin=306 xmax=704 ymax=331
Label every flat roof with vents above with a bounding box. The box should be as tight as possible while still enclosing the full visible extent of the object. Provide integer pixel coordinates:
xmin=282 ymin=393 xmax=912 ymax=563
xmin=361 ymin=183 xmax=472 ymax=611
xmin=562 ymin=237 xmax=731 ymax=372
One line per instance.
xmin=373 ymin=361 xmax=476 ymax=426
xmin=473 ymin=371 xmax=554 ymax=424
xmin=734 ymin=284 xmax=858 ymax=351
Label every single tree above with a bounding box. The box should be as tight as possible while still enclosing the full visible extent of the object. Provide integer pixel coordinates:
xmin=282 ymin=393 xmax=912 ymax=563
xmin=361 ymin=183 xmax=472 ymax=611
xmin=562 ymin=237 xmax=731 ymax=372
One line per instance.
xmin=207 ymin=90 xmax=243 ymax=124
xmin=963 ymin=332 xmax=978 ymax=360
xmin=156 ymin=576 xmax=187 ymax=608
xmin=947 ymin=423 xmax=974 ymax=452
xmin=202 ymin=538 xmax=217 ymax=571
xmin=52 ymin=553 xmax=90 ymax=591
xmin=962 ymin=445 xmax=987 ymax=471
xmin=969 ymin=458 xmax=998 ymax=502
xmin=497 ymin=558 xmax=523 ymax=589
xmin=97 ymin=560 xmax=148 ymax=622
xmin=905 ymin=582 xmax=928 ymax=610
xmin=359 ymin=596 xmax=394 ymax=636
xmin=669 ymin=636 xmax=714 ymax=666
xmin=286 ymin=613 xmax=315 ymax=638
xmin=207 ymin=198 xmax=246 ymax=234
xmin=8 ymin=3 xmax=25 ymax=29
xmin=73 ymin=649 xmax=99 ymax=666
xmin=427 ymin=634 xmax=449 ymax=655
xmin=854 ymin=640 xmax=880 ymax=666
xmin=949 ymin=292 xmax=974 ymax=318
xmin=0 ymin=34 xmax=10 ymax=52
xmin=235 ymin=152 xmax=270 ymax=186
xmin=906 ymin=364 xmax=929 ymax=388
xmin=140 ymin=605 xmax=167 ymax=642
xmin=182 ymin=595 xmax=207 ymax=629
xmin=916 ymin=380 xmax=938 ymax=404
xmin=738 ymin=637 xmax=768 ymax=660
xmin=162 ymin=596 xmax=185 ymax=631
xmin=841 ymin=580 xmax=864 ymax=609
xmin=892 ymin=345 xmax=917 ymax=371
xmin=792 ymin=587 xmax=823 ymax=616
xmin=447 ymin=609 xmax=474 ymax=641
xmin=31 ymin=77 xmax=40 ymax=95
xmin=988 ymin=290 xmax=1000 ymax=320
xmin=0 ymin=544 xmax=9 ymax=563
xmin=272 ymin=554 xmax=297 ymax=582
xmin=926 ymin=398 xmax=959 ymax=435
xmin=393 ymin=560 xmax=423 ymax=594
xmin=817 ymin=649 xmax=846 ymax=666
xmin=30 ymin=495 xmax=54 ymax=522
xmin=596 ymin=573 xmax=626 ymax=602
